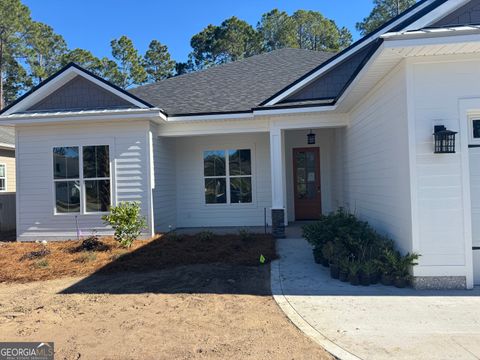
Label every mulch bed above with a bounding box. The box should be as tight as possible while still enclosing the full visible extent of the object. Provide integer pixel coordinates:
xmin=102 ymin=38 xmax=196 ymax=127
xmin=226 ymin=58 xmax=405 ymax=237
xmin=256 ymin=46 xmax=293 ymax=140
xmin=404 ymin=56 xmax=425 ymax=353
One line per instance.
xmin=0 ymin=233 xmax=277 ymax=283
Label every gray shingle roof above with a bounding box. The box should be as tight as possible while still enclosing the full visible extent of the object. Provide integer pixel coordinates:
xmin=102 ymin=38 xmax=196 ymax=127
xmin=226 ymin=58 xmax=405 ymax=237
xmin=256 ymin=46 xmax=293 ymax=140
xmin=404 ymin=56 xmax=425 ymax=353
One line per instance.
xmin=129 ymin=48 xmax=335 ymax=116
xmin=0 ymin=126 xmax=14 ymax=147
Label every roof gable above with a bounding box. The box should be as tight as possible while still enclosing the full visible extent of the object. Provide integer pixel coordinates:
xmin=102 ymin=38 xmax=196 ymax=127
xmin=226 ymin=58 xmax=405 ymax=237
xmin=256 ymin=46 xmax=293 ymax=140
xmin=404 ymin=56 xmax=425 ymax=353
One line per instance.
xmin=27 ymin=75 xmax=134 ymax=112
xmin=433 ymin=0 xmax=480 ymax=26
xmin=1 ymin=63 xmax=153 ymax=116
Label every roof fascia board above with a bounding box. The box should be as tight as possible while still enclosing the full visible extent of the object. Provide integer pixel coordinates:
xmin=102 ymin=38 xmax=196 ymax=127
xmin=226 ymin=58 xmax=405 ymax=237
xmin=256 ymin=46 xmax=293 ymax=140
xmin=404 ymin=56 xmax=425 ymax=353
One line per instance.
xmin=1 ymin=110 xmax=165 ymax=125
xmin=1 ymin=64 xmax=159 ymax=116
xmin=167 ymin=112 xmax=254 ymax=122
xmin=262 ymin=0 xmax=448 ymax=106
xmin=384 ymin=32 xmax=480 ymax=47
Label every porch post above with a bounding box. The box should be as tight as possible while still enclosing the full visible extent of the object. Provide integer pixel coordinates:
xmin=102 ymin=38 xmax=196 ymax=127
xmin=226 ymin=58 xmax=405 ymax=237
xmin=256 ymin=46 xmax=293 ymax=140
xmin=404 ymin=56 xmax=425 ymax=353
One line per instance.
xmin=270 ymin=128 xmax=286 ymax=238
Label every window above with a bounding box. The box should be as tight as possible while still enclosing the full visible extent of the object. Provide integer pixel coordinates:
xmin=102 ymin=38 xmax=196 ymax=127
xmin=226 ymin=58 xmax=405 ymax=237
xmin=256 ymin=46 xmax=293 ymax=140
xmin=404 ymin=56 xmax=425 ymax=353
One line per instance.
xmin=0 ymin=164 xmax=6 ymax=191
xmin=53 ymin=145 xmax=110 ymax=214
xmin=473 ymin=119 xmax=480 ymax=139
xmin=203 ymin=149 xmax=252 ymax=204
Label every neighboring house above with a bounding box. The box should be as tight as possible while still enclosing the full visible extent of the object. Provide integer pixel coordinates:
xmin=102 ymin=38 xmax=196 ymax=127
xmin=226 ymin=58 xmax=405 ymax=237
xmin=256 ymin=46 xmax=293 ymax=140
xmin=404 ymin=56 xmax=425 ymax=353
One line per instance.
xmin=0 ymin=126 xmax=16 ymax=232
xmin=1 ymin=0 xmax=480 ymax=289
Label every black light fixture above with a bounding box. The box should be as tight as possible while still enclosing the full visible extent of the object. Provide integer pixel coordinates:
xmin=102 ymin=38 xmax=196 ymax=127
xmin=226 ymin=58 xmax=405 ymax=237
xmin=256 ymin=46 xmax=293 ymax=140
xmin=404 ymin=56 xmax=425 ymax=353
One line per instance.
xmin=433 ymin=125 xmax=457 ymax=154
xmin=307 ymin=130 xmax=316 ymax=145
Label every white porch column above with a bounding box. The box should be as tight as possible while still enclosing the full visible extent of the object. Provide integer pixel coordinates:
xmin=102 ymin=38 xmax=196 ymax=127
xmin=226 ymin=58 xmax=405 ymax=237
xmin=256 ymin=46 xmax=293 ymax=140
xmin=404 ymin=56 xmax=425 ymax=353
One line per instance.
xmin=270 ymin=128 xmax=286 ymax=238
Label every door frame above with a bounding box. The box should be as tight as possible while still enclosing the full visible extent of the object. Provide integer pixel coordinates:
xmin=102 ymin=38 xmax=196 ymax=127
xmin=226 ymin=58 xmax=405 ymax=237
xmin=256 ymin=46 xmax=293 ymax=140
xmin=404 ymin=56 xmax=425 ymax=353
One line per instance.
xmin=292 ymin=147 xmax=322 ymax=221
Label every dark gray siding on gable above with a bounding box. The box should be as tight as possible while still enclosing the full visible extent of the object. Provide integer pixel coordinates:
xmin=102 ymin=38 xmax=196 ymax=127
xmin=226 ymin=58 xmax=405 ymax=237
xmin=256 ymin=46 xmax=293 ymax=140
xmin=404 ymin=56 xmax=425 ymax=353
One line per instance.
xmin=27 ymin=76 xmax=136 ymax=112
xmin=281 ymin=43 xmax=377 ymax=103
xmin=433 ymin=0 xmax=480 ymax=26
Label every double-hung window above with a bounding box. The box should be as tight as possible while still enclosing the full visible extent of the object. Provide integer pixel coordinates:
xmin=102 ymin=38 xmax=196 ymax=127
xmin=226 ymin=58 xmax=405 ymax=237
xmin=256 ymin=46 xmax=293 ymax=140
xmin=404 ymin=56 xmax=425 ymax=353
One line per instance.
xmin=0 ymin=164 xmax=6 ymax=192
xmin=53 ymin=145 xmax=111 ymax=214
xmin=204 ymin=149 xmax=252 ymax=204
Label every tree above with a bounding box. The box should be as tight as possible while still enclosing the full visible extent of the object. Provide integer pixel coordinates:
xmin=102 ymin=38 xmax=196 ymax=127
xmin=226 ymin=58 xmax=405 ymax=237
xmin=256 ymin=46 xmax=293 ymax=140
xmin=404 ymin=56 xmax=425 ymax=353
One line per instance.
xmin=190 ymin=17 xmax=261 ymax=69
xmin=110 ymin=35 xmax=147 ymax=88
xmin=291 ymin=10 xmax=352 ymax=52
xmin=257 ymin=9 xmax=296 ymax=52
xmin=25 ymin=21 xmax=67 ymax=84
xmin=0 ymin=0 xmax=32 ymax=109
xmin=2 ymin=56 xmax=31 ymax=106
xmin=175 ymin=58 xmax=195 ymax=76
xmin=61 ymin=48 xmax=104 ymax=74
xmin=356 ymin=0 xmax=416 ymax=36
xmin=143 ymin=40 xmax=175 ymax=82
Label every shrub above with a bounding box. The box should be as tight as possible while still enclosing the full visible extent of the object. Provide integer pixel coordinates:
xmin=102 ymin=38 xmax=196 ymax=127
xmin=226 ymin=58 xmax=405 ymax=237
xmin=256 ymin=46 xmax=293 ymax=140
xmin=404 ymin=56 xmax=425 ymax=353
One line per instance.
xmin=303 ymin=209 xmax=421 ymax=288
xmin=238 ymin=228 xmax=253 ymax=241
xmin=34 ymin=259 xmax=49 ymax=269
xmin=76 ymin=251 xmax=97 ymax=263
xmin=102 ymin=202 xmax=147 ymax=248
xmin=198 ymin=230 xmax=215 ymax=242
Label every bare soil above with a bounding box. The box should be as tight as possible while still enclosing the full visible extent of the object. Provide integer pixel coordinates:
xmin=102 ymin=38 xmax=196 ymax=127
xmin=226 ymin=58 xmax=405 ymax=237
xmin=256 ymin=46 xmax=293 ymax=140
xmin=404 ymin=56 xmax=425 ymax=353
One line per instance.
xmin=0 ymin=234 xmax=332 ymax=359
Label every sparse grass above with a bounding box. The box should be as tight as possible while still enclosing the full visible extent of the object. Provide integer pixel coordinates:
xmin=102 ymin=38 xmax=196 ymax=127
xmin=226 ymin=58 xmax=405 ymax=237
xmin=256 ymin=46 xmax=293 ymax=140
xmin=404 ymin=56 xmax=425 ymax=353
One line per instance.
xmin=75 ymin=251 xmax=97 ymax=263
xmin=34 ymin=259 xmax=49 ymax=269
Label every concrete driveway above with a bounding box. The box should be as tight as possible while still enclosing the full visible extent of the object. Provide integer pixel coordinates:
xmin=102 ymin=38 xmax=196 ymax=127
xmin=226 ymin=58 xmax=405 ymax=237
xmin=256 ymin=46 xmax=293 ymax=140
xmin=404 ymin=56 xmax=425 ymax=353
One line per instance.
xmin=272 ymin=238 xmax=480 ymax=360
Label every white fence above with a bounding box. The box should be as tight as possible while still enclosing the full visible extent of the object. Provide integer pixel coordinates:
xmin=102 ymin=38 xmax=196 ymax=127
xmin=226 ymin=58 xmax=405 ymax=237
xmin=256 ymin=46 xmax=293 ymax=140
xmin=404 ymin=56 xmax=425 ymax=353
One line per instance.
xmin=0 ymin=193 xmax=15 ymax=232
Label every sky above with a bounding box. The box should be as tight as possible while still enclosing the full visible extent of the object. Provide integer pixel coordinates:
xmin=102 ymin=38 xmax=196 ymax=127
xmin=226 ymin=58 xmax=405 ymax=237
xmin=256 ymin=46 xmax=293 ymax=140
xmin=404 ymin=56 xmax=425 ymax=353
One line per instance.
xmin=22 ymin=0 xmax=375 ymax=63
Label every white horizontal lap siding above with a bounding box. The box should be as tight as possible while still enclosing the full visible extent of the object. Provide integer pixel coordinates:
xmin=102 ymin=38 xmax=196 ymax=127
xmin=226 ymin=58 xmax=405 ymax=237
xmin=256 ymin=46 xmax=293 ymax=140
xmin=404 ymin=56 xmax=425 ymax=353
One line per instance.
xmin=344 ymin=62 xmax=413 ymax=254
xmin=175 ymin=133 xmax=271 ymax=228
xmin=151 ymin=123 xmax=177 ymax=233
xmin=16 ymin=120 xmax=151 ymax=241
xmin=410 ymin=55 xmax=480 ymax=275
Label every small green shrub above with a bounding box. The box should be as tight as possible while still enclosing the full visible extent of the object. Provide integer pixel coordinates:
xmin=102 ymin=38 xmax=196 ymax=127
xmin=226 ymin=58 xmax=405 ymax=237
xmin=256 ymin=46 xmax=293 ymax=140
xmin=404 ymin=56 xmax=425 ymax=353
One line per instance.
xmin=34 ymin=259 xmax=49 ymax=269
xmin=76 ymin=251 xmax=97 ymax=263
xmin=238 ymin=228 xmax=253 ymax=241
xmin=198 ymin=230 xmax=215 ymax=242
xmin=102 ymin=202 xmax=147 ymax=248
xmin=165 ymin=231 xmax=183 ymax=241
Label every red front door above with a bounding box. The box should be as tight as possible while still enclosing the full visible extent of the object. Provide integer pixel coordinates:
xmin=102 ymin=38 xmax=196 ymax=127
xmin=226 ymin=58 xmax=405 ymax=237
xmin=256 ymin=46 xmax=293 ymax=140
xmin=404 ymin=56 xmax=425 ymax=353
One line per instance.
xmin=293 ymin=148 xmax=322 ymax=220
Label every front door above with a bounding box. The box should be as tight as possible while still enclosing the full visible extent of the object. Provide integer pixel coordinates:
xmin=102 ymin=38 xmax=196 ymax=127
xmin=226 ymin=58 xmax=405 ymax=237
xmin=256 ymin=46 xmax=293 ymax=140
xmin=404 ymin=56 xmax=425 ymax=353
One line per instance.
xmin=293 ymin=148 xmax=322 ymax=220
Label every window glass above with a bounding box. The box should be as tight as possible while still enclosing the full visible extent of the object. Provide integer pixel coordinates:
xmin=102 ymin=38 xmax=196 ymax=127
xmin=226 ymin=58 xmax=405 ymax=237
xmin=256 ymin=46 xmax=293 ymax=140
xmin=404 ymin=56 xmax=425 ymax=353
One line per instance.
xmin=85 ymin=179 xmax=111 ymax=212
xmin=55 ymin=181 xmax=80 ymax=213
xmin=0 ymin=165 xmax=5 ymax=178
xmin=0 ymin=179 xmax=5 ymax=192
xmin=204 ymin=150 xmax=226 ymax=177
xmin=53 ymin=147 xmax=79 ymax=179
xmin=83 ymin=145 xmax=109 ymax=178
xmin=205 ymin=178 xmax=226 ymax=204
xmin=473 ymin=120 xmax=480 ymax=139
xmin=229 ymin=149 xmax=251 ymax=176
xmin=230 ymin=177 xmax=252 ymax=203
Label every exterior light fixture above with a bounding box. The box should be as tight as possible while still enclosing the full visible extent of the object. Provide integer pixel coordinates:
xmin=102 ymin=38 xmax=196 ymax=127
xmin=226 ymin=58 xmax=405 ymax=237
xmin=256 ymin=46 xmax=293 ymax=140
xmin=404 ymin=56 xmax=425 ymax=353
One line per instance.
xmin=433 ymin=125 xmax=457 ymax=154
xmin=307 ymin=130 xmax=316 ymax=145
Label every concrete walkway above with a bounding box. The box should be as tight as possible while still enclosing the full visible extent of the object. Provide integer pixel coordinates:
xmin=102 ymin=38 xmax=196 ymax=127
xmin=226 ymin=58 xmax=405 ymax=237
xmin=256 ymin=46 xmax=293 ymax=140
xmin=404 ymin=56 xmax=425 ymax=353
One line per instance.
xmin=271 ymin=238 xmax=480 ymax=360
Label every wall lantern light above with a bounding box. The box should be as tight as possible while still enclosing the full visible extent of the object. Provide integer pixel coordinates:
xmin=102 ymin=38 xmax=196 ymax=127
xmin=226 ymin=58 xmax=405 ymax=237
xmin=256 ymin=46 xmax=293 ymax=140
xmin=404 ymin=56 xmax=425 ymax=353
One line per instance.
xmin=307 ymin=130 xmax=316 ymax=145
xmin=433 ymin=125 xmax=457 ymax=154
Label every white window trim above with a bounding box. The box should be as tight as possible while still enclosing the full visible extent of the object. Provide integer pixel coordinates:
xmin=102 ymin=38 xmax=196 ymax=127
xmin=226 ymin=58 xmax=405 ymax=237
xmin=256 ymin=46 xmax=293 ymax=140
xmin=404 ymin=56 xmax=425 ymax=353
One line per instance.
xmin=0 ymin=163 xmax=7 ymax=192
xmin=52 ymin=144 xmax=112 ymax=216
xmin=203 ymin=147 xmax=256 ymax=207
xmin=468 ymin=113 xmax=480 ymax=145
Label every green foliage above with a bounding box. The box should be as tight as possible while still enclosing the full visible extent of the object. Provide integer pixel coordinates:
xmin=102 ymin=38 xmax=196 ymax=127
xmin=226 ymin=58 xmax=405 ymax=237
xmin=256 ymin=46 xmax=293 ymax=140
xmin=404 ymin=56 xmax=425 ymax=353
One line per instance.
xmin=303 ymin=209 xmax=421 ymax=286
xmin=34 ymin=259 xmax=49 ymax=269
xmin=110 ymin=35 xmax=147 ymax=88
xmin=144 ymin=40 xmax=175 ymax=82
xmin=356 ymin=0 xmax=416 ymax=36
xmin=238 ymin=228 xmax=253 ymax=241
xmin=198 ymin=230 xmax=215 ymax=242
xmin=102 ymin=202 xmax=147 ymax=248
xmin=257 ymin=9 xmax=296 ymax=51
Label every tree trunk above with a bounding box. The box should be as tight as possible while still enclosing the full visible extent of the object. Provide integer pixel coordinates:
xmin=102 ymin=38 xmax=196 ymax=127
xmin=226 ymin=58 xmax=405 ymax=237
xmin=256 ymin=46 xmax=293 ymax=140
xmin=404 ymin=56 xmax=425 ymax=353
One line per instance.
xmin=0 ymin=41 xmax=4 ymax=111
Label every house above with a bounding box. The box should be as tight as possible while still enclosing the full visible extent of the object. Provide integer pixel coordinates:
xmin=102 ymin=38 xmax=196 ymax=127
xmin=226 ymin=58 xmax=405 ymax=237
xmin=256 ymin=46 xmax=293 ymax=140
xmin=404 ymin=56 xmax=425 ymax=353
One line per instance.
xmin=0 ymin=126 xmax=16 ymax=232
xmin=1 ymin=0 xmax=480 ymax=289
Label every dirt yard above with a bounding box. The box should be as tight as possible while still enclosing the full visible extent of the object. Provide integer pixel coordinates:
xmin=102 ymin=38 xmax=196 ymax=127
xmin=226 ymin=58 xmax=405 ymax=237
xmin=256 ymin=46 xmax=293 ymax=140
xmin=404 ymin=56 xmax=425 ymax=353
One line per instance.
xmin=0 ymin=234 xmax=332 ymax=359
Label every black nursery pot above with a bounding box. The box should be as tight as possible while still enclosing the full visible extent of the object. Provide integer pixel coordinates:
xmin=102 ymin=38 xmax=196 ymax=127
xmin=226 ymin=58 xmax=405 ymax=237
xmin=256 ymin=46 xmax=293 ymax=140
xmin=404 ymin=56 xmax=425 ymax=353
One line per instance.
xmin=321 ymin=258 xmax=330 ymax=268
xmin=349 ymin=274 xmax=360 ymax=286
xmin=381 ymin=274 xmax=394 ymax=286
xmin=359 ymin=273 xmax=370 ymax=286
xmin=330 ymin=264 xmax=340 ymax=279
xmin=394 ymin=277 xmax=408 ymax=289
xmin=369 ymin=272 xmax=380 ymax=285
xmin=313 ymin=249 xmax=323 ymax=264
xmin=339 ymin=271 xmax=349 ymax=282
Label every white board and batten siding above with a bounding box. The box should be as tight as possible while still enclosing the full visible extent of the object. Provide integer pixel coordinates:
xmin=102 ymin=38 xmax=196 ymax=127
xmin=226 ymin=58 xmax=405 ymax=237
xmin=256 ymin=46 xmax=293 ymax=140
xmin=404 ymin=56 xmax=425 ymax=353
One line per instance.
xmin=174 ymin=133 xmax=272 ymax=228
xmin=16 ymin=120 xmax=154 ymax=241
xmin=409 ymin=54 xmax=480 ymax=285
xmin=342 ymin=62 xmax=413 ymax=255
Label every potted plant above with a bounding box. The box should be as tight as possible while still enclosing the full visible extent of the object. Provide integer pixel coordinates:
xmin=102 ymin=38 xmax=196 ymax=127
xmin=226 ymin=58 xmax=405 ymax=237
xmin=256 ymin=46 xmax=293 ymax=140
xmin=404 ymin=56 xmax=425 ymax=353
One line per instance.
xmin=359 ymin=261 xmax=376 ymax=286
xmin=348 ymin=262 xmax=361 ymax=286
xmin=321 ymin=242 xmax=334 ymax=268
xmin=339 ymin=259 xmax=349 ymax=282
xmin=393 ymin=253 xmax=420 ymax=288
xmin=330 ymin=258 xmax=340 ymax=279
xmin=312 ymin=247 xmax=324 ymax=264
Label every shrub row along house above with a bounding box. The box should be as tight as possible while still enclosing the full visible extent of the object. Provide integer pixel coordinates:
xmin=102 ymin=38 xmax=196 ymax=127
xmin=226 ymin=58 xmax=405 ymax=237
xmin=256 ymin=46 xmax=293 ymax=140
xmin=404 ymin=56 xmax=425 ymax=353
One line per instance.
xmin=1 ymin=0 xmax=480 ymax=289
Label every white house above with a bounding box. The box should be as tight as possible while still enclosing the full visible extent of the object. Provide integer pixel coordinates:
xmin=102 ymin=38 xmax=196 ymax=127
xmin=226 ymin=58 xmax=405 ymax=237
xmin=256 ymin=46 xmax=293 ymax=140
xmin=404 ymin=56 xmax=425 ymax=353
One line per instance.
xmin=1 ymin=0 xmax=480 ymax=289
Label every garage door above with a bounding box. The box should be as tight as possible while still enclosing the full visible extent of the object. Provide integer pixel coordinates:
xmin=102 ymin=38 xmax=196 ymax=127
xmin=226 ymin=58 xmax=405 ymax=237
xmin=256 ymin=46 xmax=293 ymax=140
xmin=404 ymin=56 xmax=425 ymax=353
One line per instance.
xmin=469 ymin=146 xmax=480 ymax=285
